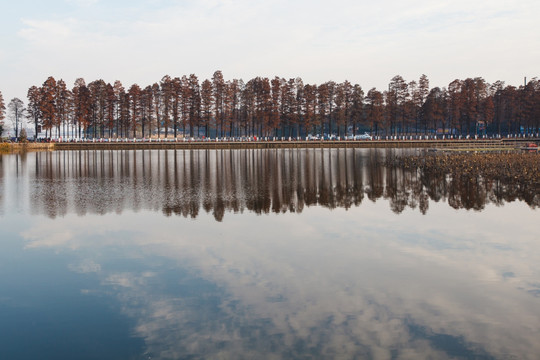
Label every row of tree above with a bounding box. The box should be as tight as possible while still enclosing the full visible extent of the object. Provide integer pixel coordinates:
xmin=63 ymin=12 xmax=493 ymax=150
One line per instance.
xmin=1 ymin=72 xmax=539 ymax=139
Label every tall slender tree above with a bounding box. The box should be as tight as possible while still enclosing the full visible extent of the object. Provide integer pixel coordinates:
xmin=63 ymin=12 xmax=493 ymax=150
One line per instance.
xmin=293 ymin=78 xmax=304 ymax=137
xmin=188 ymin=74 xmax=201 ymax=137
xmin=212 ymin=70 xmax=225 ymax=137
xmin=387 ymin=75 xmax=408 ymax=134
xmin=27 ymin=86 xmax=42 ymax=139
xmin=113 ymin=80 xmax=125 ymax=137
xmin=160 ymin=75 xmax=172 ymax=138
xmin=8 ymin=98 xmax=25 ymax=138
xmin=179 ymin=76 xmax=190 ymax=136
xmin=128 ymin=84 xmax=142 ymax=138
xmin=55 ymin=79 xmax=72 ymax=138
xmin=366 ymin=88 xmax=384 ymax=135
xmin=350 ymin=84 xmax=364 ymax=135
xmin=317 ymin=83 xmax=329 ymax=134
xmin=0 ymin=91 xmax=5 ymax=136
xmin=200 ymin=79 xmax=213 ymax=137
xmin=105 ymin=83 xmax=116 ymax=138
xmin=171 ymin=77 xmax=182 ymax=138
xmin=416 ymin=74 xmax=430 ymax=134
xmin=40 ymin=76 xmax=57 ymax=138
xmin=270 ymin=77 xmax=282 ymax=136
xmin=225 ymin=79 xmax=240 ymax=137
xmin=151 ymin=83 xmax=161 ymax=138
xmin=423 ymin=87 xmax=445 ymax=132
xmin=303 ymin=84 xmax=317 ymax=135
xmin=140 ymin=86 xmax=153 ymax=138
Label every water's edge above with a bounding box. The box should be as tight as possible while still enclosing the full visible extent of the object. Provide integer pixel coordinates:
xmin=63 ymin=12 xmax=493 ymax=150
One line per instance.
xmin=2 ymin=138 xmax=535 ymax=152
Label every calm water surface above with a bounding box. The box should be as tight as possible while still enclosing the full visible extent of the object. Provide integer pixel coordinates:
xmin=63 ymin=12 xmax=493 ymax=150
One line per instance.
xmin=0 ymin=149 xmax=538 ymax=359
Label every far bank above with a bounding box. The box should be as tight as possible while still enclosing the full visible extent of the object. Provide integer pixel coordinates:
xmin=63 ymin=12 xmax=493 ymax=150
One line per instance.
xmin=1 ymin=138 xmax=538 ymax=152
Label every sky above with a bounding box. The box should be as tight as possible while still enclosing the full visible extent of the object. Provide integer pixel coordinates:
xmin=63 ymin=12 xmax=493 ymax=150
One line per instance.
xmin=1 ymin=0 xmax=539 ymax=105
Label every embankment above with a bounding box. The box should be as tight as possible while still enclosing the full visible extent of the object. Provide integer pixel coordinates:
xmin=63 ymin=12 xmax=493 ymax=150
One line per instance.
xmin=0 ymin=143 xmax=55 ymax=153
xmin=1 ymin=138 xmax=536 ymax=152
xmin=53 ymin=139 xmax=532 ymax=151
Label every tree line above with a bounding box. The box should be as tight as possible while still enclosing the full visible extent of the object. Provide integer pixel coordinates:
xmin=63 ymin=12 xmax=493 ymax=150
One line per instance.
xmin=1 ymin=71 xmax=539 ymax=139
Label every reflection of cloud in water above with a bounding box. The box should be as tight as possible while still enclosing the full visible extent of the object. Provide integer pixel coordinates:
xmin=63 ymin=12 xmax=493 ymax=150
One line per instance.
xmin=23 ymin=227 xmax=76 ymax=249
xmin=104 ymin=272 xmax=157 ymax=288
xmin=18 ymin=200 xmax=540 ymax=359
xmin=69 ymin=259 xmax=102 ymax=273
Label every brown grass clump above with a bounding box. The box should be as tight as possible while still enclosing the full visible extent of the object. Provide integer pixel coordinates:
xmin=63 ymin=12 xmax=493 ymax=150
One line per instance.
xmin=0 ymin=143 xmax=11 ymax=153
xmin=390 ymin=152 xmax=540 ymax=185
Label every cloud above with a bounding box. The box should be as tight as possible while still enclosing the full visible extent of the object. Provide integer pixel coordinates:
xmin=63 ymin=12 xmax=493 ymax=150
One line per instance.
xmin=9 ymin=0 xmax=540 ymax=96
xmin=65 ymin=0 xmax=99 ymax=7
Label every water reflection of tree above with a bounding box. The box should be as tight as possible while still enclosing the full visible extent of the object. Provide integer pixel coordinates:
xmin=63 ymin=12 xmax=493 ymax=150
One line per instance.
xmin=17 ymin=150 xmax=539 ymax=220
xmin=413 ymin=153 xmax=540 ymax=212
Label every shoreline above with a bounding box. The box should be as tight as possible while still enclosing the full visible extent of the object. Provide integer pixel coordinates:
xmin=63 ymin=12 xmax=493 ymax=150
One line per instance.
xmin=0 ymin=143 xmax=55 ymax=153
xmin=0 ymin=138 xmax=537 ymax=152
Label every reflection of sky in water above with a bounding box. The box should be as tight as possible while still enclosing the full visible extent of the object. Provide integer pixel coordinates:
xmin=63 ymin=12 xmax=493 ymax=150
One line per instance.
xmin=0 ymin=151 xmax=539 ymax=359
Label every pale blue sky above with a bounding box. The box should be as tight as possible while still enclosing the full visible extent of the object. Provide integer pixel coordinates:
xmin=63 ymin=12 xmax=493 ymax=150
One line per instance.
xmin=1 ymin=0 xmax=539 ymax=104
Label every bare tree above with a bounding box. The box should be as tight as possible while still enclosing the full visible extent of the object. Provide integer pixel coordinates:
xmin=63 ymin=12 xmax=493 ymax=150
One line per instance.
xmin=27 ymin=86 xmax=42 ymax=139
xmin=0 ymin=91 xmax=6 ymax=136
xmin=8 ymin=98 xmax=26 ymax=138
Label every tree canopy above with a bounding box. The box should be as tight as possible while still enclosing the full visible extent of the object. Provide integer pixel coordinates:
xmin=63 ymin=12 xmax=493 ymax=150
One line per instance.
xmin=3 ymin=73 xmax=540 ymax=139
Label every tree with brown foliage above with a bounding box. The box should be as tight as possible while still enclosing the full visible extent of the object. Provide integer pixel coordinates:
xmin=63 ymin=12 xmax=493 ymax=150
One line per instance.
xmin=446 ymin=79 xmax=463 ymax=134
xmin=72 ymin=78 xmax=90 ymax=137
xmin=317 ymin=83 xmax=329 ymax=134
xmin=160 ymin=75 xmax=172 ymax=138
xmin=128 ymin=84 xmax=142 ymax=138
xmin=422 ymin=87 xmax=445 ymax=133
xmin=112 ymin=80 xmax=125 ymax=137
xmin=491 ymin=80 xmax=506 ymax=135
xmin=55 ymin=79 xmax=72 ymax=138
xmin=200 ymin=79 xmax=213 ymax=137
xmin=141 ymin=85 xmax=153 ymax=138
xmin=151 ymin=83 xmax=161 ymax=138
xmin=366 ymin=88 xmax=384 ymax=135
xmin=212 ymin=70 xmax=225 ymax=137
xmin=334 ymin=81 xmax=353 ymax=137
xmin=19 ymin=71 xmax=540 ymax=139
xmin=350 ymin=84 xmax=364 ymax=135
xmin=303 ymin=84 xmax=317 ymax=134
xmin=40 ymin=76 xmax=57 ymax=138
xmin=187 ymin=74 xmax=200 ymax=137
xmin=179 ymin=76 xmax=190 ymax=136
xmin=387 ymin=75 xmax=408 ymax=135
xmin=171 ymin=77 xmax=182 ymax=138
xmin=105 ymin=83 xmax=116 ymax=138
xmin=228 ymin=79 xmax=242 ymax=137
xmin=270 ymin=77 xmax=282 ymax=135
xmin=416 ymin=74 xmax=430 ymax=134
xmin=521 ymin=78 xmax=540 ymax=133
xmin=88 ymin=80 xmax=108 ymax=138
xmin=292 ymin=78 xmax=303 ymax=137
xmin=461 ymin=78 xmax=478 ymax=135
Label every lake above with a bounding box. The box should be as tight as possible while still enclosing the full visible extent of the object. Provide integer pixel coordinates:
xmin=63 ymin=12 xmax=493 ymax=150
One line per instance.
xmin=0 ymin=149 xmax=539 ymax=359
